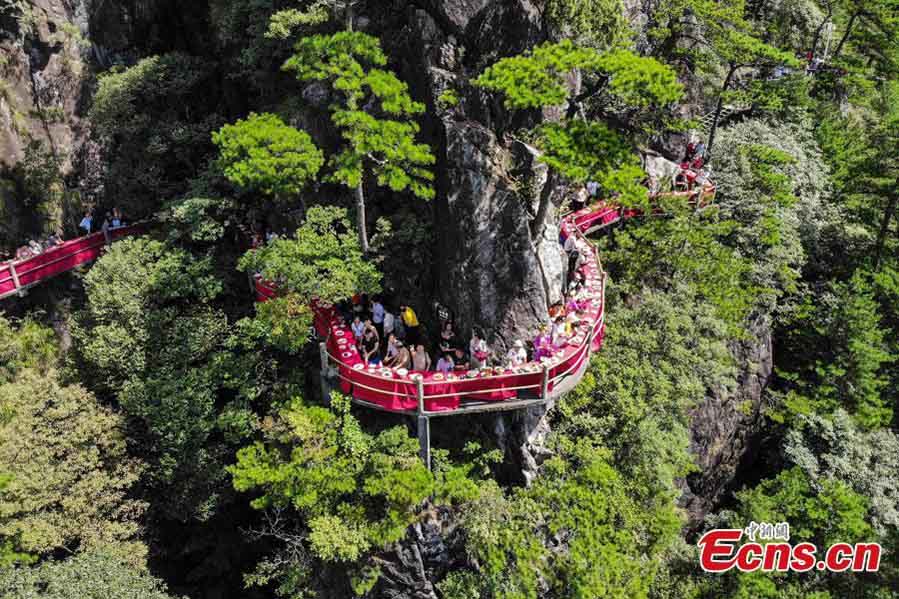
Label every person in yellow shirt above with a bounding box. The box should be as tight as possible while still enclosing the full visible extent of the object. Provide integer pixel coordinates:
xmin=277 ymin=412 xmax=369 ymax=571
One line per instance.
xmin=399 ymin=304 xmax=420 ymax=345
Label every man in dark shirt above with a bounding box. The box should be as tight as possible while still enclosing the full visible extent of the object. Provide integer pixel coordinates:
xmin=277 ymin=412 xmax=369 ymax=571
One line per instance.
xmin=452 ymin=347 xmax=470 ymax=371
xmin=362 ymin=329 xmax=380 ymax=365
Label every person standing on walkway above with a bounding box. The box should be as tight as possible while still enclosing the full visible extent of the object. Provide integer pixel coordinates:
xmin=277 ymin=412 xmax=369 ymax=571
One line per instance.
xmin=79 ymin=210 xmax=93 ymax=234
xmin=372 ymin=297 xmax=385 ymax=341
xmin=399 ymin=304 xmax=420 ymax=346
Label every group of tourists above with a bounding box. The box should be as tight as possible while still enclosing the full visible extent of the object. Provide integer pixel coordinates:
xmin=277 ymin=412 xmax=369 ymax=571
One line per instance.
xmin=337 ymin=288 xmax=596 ymax=375
xmin=3 ymin=234 xmax=65 ymax=263
xmin=1 ymin=206 xmax=127 ymax=266
xmin=341 ymin=295 xmax=500 ymax=374
xmin=79 ymin=206 xmax=127 ymax=243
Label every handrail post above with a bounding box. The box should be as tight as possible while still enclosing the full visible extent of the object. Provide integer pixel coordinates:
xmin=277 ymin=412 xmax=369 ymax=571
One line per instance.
xmin=415 ymin=377 xmax=430 ymax=470
xmin=540 ymin=364 xmax=550 ymax=400
xmin=416 ymin=377 xmax=425 ymax=415
xmin=9 ymin=263 xmax=24 ymax=297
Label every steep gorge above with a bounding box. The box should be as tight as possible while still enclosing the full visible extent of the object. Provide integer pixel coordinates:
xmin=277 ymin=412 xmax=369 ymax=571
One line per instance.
xmin=0 ymin=1 xmax=774 ymax=594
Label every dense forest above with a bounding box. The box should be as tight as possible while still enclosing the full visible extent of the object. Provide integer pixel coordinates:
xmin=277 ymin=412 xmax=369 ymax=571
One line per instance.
xmin=0 ymin=0 xmax=898 ymax=597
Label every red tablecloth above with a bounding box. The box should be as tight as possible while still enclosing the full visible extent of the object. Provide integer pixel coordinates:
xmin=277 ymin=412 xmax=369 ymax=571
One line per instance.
xmin=447 ymin=370 xmax=542 ymax=402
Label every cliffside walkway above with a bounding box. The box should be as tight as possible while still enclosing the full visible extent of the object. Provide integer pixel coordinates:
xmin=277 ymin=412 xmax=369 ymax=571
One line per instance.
xmin=0 ymin=186 xmax=714 ymax=468
xmin=256 ymin=186 xmax=715 ymax=464
xmin=0 ymin=226 xmax=142 ymax=301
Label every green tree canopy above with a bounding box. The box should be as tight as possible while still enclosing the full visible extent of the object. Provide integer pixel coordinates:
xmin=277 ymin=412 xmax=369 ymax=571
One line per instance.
xmin=229 ymin=394 xmax=434 ymax=596
xmin=0 ymin=550 xmax=183 ymax=599
xmin=475 ymin=40 xmax=684 ymax=234
xmin=537 ymin=120 xmax=649 ymax=209
xmin=72 ymin=238 xmax=270 ymax=522
xmin=213 ymin=112 xmax=324 ymax=201
xmin=0 ymin=371 xmax=146 ymax=566
xmin=239 ymin=205 xmax=382 ymax=352
xmin=0 ymin=314 xmax=56 ymax=385
xmin=90 ymin=53 xmax=222 ymax=214
xmin=544 ymin=0 xmax=631 ymax=49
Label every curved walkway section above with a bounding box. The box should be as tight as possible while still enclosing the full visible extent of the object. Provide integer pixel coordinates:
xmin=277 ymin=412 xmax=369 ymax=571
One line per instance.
xmin=0 ymin=226 xmax=141 ymax=301
xmin=256 ymin=187 xmax=715 ymax=416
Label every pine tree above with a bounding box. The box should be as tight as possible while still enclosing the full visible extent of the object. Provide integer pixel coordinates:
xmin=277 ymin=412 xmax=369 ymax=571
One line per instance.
xmin=283 ymin=31 xmax=435 ymax=253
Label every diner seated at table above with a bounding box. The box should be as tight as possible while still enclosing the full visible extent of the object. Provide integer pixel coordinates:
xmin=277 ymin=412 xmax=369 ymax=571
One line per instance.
xmin=43 ymin=234 xmax=63 ymax=249
xmin=15 ymin=245 xmax=34 ymax=260
xmin=435 ymin=352 xmax=454 ymax=374
xmin=383 ymin=333 xmax=399 ymax=365
xmin=533 ymin=325 xmax=555 ymax=360
xmin=79 ymin=210 xmax=93 ymax=234
xmin=412 ymin=344 xmax=431 ymax=371
xmin=565 ymin=312 xmax=581 ymax=334
xmin=363 ymin=318 xmax=378 ymax=341
xmin=392 ymin=340 xmax=412 ymax=369
xmin=469 ymin=331 xmax=489 ymax=368
xmin=362 ymin=328 xmax=380 ymax=365
xmin=548 ymin=302 xmax=564 ymax=319
xmin=569 ymin=269 xmax=585 ymax=295
xmin=452 ymin=347 xmax=470 ymax=371
xmin=552 ymin=315 xmax=570 ymax=346
xmin=506 ymin=340 xmax=528 ymax=367
xmin=565 ymin=293 xmax=588 ymax=314
xmin=112 ymin=207 xmax=124 ymax=227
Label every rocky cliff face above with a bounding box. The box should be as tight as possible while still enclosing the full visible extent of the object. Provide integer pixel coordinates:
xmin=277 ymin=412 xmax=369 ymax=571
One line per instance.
xmin=0 ymin=0 xmax=92 ymax=247
xmin=682 ymin=316 xmax=774 ymax=522
xmin=384 ymin=1 xmax=568 ymax=355
xmin=0 ymin=0 xmax=89 ymax=171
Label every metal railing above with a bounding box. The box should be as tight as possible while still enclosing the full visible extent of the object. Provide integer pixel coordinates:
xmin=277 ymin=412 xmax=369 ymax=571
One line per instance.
xmin=321 ymin=210 xmax=609 ymax=417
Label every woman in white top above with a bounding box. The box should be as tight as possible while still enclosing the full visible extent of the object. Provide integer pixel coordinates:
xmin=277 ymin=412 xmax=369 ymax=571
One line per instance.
xmin=552 ymin=316 xmax=568 ymax=346
xmin=506 ymin=340 xmax=527 ymax=367
xmin=469 ymin=332 xmax=488 ymax=368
